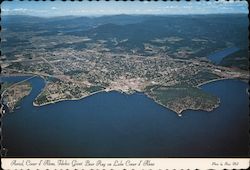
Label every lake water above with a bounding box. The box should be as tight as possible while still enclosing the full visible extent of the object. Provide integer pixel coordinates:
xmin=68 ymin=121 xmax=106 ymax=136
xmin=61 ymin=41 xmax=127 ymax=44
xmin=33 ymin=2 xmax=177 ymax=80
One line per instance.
xmin=207 ymin=47 xmax=240 ymax=64
xmin=1 ymin=76 xmax=249 ymax=157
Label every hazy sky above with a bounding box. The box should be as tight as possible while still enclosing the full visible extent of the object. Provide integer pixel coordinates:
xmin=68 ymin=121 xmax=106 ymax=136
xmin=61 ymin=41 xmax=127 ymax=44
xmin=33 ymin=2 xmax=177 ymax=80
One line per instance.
xmin=1 ymin=0 xmax=248 ymax=17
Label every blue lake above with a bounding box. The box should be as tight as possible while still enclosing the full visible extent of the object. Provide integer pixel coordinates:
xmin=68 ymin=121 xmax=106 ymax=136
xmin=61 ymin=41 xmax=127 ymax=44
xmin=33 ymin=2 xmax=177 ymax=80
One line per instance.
xmin=207 ymin=47 xmax=240 ymax=64
xmin=2 ymin=76 xmax=249 ymax=157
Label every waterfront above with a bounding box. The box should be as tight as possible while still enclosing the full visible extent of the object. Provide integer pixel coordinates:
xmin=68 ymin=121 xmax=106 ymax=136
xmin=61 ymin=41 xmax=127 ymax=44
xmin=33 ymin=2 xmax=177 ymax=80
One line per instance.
xmin=1 ymin=76 xmax=249 ymax=157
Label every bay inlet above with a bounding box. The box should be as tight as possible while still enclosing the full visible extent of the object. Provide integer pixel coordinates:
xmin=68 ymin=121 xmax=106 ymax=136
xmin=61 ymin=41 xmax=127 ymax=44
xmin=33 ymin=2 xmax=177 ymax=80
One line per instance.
xmin=207 ymin=47 xmax=240 ymax=64
xmin=1 ymin=76 xmax=249 ymax=157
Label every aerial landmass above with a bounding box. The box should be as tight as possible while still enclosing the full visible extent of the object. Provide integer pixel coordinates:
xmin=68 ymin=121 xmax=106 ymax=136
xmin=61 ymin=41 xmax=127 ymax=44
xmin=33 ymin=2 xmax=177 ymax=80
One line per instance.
xmin=1 ymin=15 xmax=249 ymax=116
xmin=1 ymin=80 xmax=32 ymax=112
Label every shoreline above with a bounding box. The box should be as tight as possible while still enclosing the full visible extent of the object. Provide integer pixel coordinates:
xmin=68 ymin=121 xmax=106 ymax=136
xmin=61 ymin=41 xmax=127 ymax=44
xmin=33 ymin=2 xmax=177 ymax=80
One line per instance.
xmin=33 ymin=89 xmax=138 ymax=107
xmin=33 ymin=77 xmax=232 ymax=115
xmin=33 ymin=89 xmax=107 ymax=107
xmin=2 ymin=74 xmax=242 ymax=116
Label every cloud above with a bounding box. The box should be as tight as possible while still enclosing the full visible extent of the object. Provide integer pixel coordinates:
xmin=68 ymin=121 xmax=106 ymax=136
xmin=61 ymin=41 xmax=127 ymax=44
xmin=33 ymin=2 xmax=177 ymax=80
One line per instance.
xmin=1 ymin=0 xmax=247 ymax=17
xmin=2 ymin=8 xmax=10 ymax=12
xmin=2 ymin=8 xmax=29 ymax=15
xmin=2 ymin=8 xmax=48 ymax=16
xmin=12 ymin=8 xmax=28 ymax=12
xmin=51 ymin=7 xmax=57 ymax=10
xmin=216 ymin=0 xmax=242 ymax=4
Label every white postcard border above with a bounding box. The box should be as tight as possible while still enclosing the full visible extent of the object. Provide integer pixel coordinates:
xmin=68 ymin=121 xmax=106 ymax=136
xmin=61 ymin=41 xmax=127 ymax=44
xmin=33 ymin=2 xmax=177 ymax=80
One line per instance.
xmin=1 ymin=158 xmax=250 ymax=170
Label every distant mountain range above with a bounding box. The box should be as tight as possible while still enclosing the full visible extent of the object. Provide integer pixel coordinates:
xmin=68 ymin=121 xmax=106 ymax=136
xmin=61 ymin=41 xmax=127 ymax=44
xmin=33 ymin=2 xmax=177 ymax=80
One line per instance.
xmin=1 ymin=14 xmax=249 ymax=69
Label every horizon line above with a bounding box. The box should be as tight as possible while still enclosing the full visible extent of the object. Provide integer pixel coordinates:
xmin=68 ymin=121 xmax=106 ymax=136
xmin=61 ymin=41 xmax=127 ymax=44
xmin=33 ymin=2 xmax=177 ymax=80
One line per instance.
xmin=2 ymin=12 xmax=248 ymax=18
